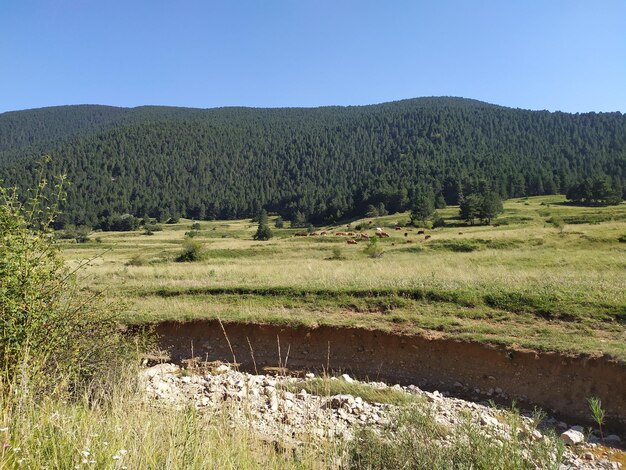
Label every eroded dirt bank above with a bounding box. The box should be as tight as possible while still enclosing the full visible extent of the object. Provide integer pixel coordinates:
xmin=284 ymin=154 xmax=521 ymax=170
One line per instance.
xmin=153 ymin=320 xmax=626 ymax=431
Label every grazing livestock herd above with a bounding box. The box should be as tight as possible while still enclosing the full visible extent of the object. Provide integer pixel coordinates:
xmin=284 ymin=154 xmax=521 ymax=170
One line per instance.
xmin=293 ymin=223 xmax=438 ymax=244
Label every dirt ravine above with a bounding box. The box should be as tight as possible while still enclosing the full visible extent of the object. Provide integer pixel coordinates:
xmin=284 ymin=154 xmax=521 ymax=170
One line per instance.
xmin=153 ymin=320 xmax=626 ymax=431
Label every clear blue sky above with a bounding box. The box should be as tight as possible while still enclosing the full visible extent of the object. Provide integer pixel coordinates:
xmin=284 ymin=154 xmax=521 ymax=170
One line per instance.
xmin=1 ymin=0 xmax=625 ymax=113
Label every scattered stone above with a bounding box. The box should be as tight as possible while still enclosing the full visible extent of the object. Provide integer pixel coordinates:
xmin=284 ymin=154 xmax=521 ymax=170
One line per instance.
xmin=480 ymin=414 xmax=500 ymax=427
xmin=139 ymin=364 xmax=619 ymax=470
xmin=560 ymin=429 xmax=585 ymax=446
xmin=340 ymin=374 xmax=355 ymax=384
xmin=215 ymin=364 xmax=231 ymax=374
xmin=605 ymin=435 xmax=622 ymax=444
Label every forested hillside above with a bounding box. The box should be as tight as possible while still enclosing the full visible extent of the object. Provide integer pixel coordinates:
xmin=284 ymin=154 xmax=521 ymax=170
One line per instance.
xmin=0 ymin=97 xmax=624 ymax=226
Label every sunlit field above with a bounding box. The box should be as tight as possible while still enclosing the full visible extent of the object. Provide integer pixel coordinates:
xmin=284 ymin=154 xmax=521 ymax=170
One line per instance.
xmin=62 ymin=195 xmax=626 ymax=361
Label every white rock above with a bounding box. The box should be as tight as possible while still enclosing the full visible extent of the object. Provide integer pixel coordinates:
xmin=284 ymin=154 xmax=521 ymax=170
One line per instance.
xmin=328 ymin=394 xmax=354 ymax=409
xmin=480 ymin=414 xmax=500 ymax=427
xmin=143 ymin=363 xmax=179 ymax=378
xmin=341 ymin=374 xmax=355 ymax=384
xmin=268 ymin=395 xmax=279 ymax=412
xmin=215 ymin=364 xmax=231 ymax=374
xmin=560 ymin=429 xmax=585 ymax=446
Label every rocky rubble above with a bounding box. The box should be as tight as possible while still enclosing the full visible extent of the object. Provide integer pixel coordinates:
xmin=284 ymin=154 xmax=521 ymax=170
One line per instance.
xmin=140 ymin=363 xmax=623 ymax=469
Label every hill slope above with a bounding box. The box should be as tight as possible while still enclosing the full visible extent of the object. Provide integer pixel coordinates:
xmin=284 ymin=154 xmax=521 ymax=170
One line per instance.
xmin=0 ymin=97 xmax=624 ymax=226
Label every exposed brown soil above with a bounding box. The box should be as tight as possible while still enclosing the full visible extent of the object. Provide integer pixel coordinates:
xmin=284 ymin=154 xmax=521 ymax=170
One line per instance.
xmin=153 ymin=320 xmax=626 ymax=432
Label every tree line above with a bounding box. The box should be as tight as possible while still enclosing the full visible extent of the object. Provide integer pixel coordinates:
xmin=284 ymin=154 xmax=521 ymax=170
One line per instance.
xmin=0 ymin=97 xmax=623 ymax=228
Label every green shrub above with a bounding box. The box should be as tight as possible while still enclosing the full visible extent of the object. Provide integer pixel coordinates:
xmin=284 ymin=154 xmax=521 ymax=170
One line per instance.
xmin=618 ymin=234 xmax=626 ymax=243
xmin=432 ymin=216 xmax=446 ymax=228
xmin=126 ymin=254 xmax=148 ymax=266
xmin=175 ymin=239 xmax=206 ymax=262
xmin=145 ymin=223 xmax=162 ymax=232
xmin=56 ymin=224 xmax=91 ymax=243
xmin=329 ymin=246 xmax=344 ymax=260
xmin=0 ymin=177 xmax=133 ymax=395
xmin=364 ymin=237 xmax=384 ymax=258
xmin=191 ymin=222 xmax=202 ymax=230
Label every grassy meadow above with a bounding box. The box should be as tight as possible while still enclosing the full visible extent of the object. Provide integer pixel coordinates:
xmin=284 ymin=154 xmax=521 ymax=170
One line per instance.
xmin=62 ymin=195 xmax=626 ymax=361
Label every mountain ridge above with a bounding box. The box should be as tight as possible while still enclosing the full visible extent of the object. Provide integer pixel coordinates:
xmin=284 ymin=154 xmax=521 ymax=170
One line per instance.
xmin=0 ymin=96 xmax=624 ymax=226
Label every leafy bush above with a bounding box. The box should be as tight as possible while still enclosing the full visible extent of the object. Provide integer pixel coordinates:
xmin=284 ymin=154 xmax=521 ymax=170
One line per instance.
xmin=126 ymin=254 xmax=148 ymax=266
xmin=191 ymin=222 xmax=202 ymax=230
xmin=329 ymin=246 xmax=344 ymax=260
xmin=99 ymin=213 xmax=141 ymax=231
xmin=363 ymin=237 xmax=384 ymax=258
xmin=175 ymin=239 xmax=205 ymax=262
xmin=145 ymin=223 xmax=162 ymax=232
xmin=56 ymin=224 xmax=91 ymax=243
xmin=432 ymin=216 xmax=446 ymax=228
xmin=0 ymin=177 xmax=133 ymax=395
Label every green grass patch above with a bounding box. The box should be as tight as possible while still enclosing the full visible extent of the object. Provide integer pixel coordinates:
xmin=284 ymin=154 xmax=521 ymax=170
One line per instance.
xmin=350 ymin=405 xmax=564 ymax=469
xmin=426 ymin=238 xmax=536 ymax=252
xmin=285 ymin=378 xmax=418 ymax=406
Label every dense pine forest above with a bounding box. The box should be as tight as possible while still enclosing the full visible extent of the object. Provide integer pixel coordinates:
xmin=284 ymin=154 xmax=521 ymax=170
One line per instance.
xmin=0 ymin=97 xmax=624 ymax=227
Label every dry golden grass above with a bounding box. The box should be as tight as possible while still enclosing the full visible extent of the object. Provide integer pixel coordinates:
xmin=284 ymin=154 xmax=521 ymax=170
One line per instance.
xmin=61 ymin=196 xmax=626 ymax=360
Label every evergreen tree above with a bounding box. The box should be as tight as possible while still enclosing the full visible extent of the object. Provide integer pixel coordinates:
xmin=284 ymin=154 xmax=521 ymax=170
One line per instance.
xmin=253 ymin=209 xmax=272 ymax=240
xmin=566 ymin=175 xmax=622 ymax=206
xmin=291 ymin=211 xmax=308 ymax=228
xmin=0 ymin=99 xmax=624 ymax=226
xmin=479 ymin=192 xmax=504 ymax=224
xmin=459 ymin=194 xmax=482 ymax=225
xmin=411 ymin=192 xmax=435 ymax=225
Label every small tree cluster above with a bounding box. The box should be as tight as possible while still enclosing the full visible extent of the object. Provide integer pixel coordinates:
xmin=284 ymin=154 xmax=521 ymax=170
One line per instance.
xmin=366 ymin=203 xmax=389 ymax=218
xmin=566 ymin=175 xmax=622 ymax=206
xmin=459 ymin=191 xmax=503 ymax=225
xmin=290 ymin=210 xmax=308 ymax=228
xmin=98 ymin=213 xmax=141 ymax=231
